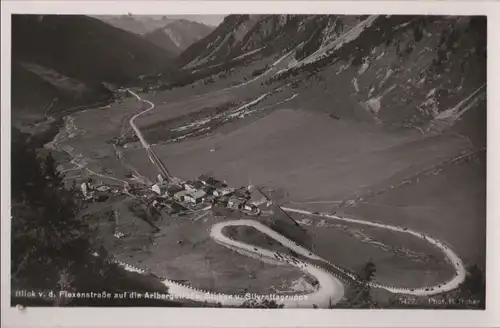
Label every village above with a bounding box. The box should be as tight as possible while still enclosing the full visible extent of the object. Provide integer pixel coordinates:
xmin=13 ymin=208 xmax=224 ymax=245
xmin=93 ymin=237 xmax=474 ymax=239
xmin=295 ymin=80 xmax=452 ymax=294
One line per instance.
xmin=149 ymin=174 xmax=265 ymax=216
xmin=80 ymin=172 xmax=266 ymax=221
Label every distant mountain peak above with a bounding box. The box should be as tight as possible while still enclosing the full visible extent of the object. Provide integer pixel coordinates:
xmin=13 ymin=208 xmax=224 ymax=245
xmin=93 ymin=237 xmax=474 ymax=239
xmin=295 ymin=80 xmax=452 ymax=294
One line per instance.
xmin=92 ymin=15 xmax=176 ymax=35
xmin=144 ymin=19 xmax=214 ymax=55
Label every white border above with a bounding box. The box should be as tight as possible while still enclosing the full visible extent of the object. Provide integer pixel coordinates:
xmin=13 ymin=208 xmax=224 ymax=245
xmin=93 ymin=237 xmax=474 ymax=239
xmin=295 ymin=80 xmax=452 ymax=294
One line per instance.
xmin=1 ymin=1 xmax=499 ymax=327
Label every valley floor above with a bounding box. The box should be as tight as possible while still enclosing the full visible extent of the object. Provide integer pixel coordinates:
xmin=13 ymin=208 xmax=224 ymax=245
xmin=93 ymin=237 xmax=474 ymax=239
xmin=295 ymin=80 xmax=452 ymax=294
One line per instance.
xmin=45 ymin=63 xmax=485 ymax=308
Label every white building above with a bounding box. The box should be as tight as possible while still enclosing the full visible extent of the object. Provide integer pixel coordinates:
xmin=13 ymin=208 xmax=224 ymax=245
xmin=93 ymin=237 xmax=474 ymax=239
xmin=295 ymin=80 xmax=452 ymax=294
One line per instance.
xmin=173 ymin=190 xmax=191 ymax=202
xmin=213 ymin=187 xmax=235 ymax=197
xmin=151 ymin=183 xmax=169 ymax=196
xmin=244 ymin=203 xmax=255 ymax=211
xmin=184 ymin=180 xmax=204 ymax=191
xmin=81 ymin=182 xmax=88 ymax=197
xmin=184 ymin=190 xmax=206 ymax=204
xmin=96 ymin=185 xmax=110 ymax=192
xmin=198 ymin=174 xmax=219 ymax=186
xmin=228 ymin=197 xmax=245 ymax=209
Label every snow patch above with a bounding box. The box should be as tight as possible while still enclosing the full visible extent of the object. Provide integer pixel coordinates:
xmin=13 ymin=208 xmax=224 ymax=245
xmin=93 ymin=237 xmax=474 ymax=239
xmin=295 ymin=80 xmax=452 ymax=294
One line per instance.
xmin=368 ymin=86 xmax=376 ymax=98
xmin=364 ymin=84 xmax=396 ymax=116
xmin=310 ymin=17 xmax=377 ymax=65
xmin=380 ymin=68 xmax=394 ymax=87
xmin=227 ymin=92 xmax=271 ymax=119
xmin=394 ymin=21 xmax=411 ymax=30
xmin=335 ymin=63 xmax=350 ymax=75
xmin=434 ymin=85 xmax=486 ymax=121
xmin=299 ymin=16 xmax=378 ymax=67
xmin=274 ymin=68 xmax=287 ymax=76
xmin=233 ymin=47 xmax=264 ymax=61
xmin=275 ymin=16 xmax=378 ymax=78
xmin=184 ymin=33 xmax=231 ymax=69
xmin=171 ymin=117 xmax=212 ymax=132
xmin=352 ymin=77 xmax=359 ymax=93
xmin=364 ymin=96 xmax=382 ymax=114
xmin=358 ymin=60 xmax=370 ymax=75
xmin=206 ymin=35 xmax=221 ymax=49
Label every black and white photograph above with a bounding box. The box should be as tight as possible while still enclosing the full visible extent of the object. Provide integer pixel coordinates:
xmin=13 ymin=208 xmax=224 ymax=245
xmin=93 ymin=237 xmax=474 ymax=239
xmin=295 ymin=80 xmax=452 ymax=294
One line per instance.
xmin=2 ymin=1 xmax=498 ymax=326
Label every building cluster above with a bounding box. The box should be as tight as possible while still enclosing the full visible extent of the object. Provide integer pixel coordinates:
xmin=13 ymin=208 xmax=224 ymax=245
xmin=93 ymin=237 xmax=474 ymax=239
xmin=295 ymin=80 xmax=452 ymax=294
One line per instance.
xmin=77 ymin=172 xmax=265 ymax=218
xmin=80 ymin=179 xmax=114 ymax=202
xmin=150 ymin=174 xmax=263 ymax=215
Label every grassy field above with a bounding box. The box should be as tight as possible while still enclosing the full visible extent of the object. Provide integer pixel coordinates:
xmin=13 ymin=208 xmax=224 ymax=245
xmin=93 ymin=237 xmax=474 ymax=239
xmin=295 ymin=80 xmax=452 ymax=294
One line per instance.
xmin=99 ymin=208 xmax=308 ymax=295
xmin=124 ymin=107 xmax=468 ymax=204
xmin=308 ymin=225 xmax=453 ymax=288
xmin=50 ymin=97 xmax=153 ymax=183
xmin=223 ymin=217 xmax=454 ymax=289
xmin=342 ymin=153 xmax=486 ymax=269
xmin=131 ymin=87 xmax=298 ymax=147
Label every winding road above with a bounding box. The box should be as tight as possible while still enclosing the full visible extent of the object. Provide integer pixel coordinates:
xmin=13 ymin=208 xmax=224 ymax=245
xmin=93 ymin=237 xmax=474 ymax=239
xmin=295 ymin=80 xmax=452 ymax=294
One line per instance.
xmin=118 ymin=88 xmax=467 ymax=308
xmin=283 ymin=208 xmax=466 ymax=296
xmin=160 ymin=219 xmax=345 ymax=308
xmin=128 ymin=90 xmax=155 ymax=150
xmin=128 ymin=89 xmax=172 ymax=179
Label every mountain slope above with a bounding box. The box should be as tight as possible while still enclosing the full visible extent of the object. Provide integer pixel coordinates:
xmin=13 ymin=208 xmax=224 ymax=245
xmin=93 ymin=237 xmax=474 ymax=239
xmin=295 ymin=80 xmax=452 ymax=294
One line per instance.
xmin=144 ymin=19 xmax=214 ymax=55
xmin=175 ymin=15 xmax=485 ymax=142
xmin=11 ymin=14 xmax=174 ymax=118
xmin=92 ymin=15 xmax=175 ymax=35
xmin=178 ymin=15 xmax=362 ymax=69
xmin=263 ymin=15 xmax=486 ymax=134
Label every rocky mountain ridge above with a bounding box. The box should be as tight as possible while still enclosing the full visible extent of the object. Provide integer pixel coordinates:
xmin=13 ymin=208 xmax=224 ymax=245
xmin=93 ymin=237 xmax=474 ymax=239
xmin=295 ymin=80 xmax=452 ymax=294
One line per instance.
xmin=176 ymin=15 xmax=486 ymax=143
